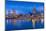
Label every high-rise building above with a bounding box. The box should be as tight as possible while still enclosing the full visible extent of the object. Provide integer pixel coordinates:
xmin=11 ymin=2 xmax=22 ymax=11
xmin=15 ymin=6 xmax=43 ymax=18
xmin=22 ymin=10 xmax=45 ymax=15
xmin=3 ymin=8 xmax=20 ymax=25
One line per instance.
xmin=12 ymin=9 xmax=16 ymax=17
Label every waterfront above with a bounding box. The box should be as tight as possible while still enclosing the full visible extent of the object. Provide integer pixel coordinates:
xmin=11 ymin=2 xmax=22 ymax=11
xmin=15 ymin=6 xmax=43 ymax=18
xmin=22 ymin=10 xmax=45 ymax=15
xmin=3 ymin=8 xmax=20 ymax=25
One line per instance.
xmin=5 ymin=1 xmax=44 ymax=30
xmin=5 ymin=19 xmax=44 ymax=30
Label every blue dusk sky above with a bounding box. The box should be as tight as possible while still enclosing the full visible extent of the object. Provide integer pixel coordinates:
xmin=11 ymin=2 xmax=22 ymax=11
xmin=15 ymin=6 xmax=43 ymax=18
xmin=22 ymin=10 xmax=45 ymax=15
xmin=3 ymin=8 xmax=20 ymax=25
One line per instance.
xmin=6 ymin=1 xmax=44 ymax=14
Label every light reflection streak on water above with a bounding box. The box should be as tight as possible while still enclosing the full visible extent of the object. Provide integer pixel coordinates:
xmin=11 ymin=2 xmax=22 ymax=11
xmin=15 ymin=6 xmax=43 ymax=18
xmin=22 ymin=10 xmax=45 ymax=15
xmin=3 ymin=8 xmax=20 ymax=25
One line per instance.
xmin=6 ymin=19 xmax=32 ymax=27
xmin=6 ymin=19 xmax=31 ymax=24
xmin=6 ymin=19 xmax=44 ymax=29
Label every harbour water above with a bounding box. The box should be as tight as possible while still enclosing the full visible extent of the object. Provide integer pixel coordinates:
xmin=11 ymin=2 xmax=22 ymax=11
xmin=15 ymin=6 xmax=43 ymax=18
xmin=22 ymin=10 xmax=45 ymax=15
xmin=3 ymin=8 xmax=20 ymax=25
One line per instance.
xmin=5 ymin=19 xmax=44 ymax=30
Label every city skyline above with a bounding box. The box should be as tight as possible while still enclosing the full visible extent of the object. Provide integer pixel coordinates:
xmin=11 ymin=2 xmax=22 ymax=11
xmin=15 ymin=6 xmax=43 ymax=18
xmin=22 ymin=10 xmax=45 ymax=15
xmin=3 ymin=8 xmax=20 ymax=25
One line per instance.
xmin=5 ymin=1 xmax=44 ymax=30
